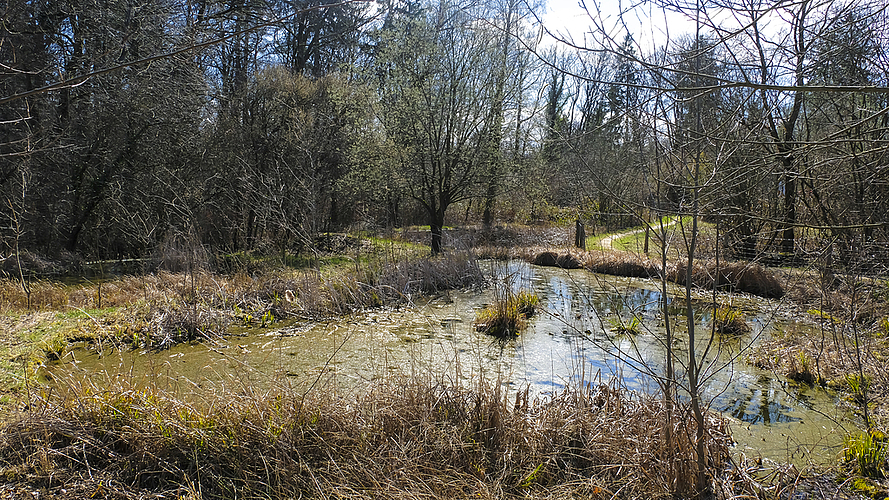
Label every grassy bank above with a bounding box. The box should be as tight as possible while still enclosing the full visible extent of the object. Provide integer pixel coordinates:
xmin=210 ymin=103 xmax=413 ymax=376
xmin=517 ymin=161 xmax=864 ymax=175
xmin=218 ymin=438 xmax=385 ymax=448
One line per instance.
xmin=0 ymin=241 xmax=483 ymax=396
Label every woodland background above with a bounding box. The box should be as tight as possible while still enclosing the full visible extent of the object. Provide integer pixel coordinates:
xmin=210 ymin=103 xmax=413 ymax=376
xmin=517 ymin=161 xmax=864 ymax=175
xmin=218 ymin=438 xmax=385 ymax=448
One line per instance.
xmin=2 ymin=0 xmax=888 ymax=269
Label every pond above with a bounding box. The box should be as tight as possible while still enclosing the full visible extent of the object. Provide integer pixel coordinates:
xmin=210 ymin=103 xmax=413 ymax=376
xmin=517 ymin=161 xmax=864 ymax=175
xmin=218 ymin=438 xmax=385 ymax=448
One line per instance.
xmin=54 ymin=260 xmax=855 ymax=466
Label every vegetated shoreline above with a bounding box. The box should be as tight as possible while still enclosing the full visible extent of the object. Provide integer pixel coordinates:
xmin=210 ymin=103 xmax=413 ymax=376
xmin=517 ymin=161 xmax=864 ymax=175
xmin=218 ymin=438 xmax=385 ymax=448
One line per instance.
xmin=0 ymin=229 xmax=887 ymax=498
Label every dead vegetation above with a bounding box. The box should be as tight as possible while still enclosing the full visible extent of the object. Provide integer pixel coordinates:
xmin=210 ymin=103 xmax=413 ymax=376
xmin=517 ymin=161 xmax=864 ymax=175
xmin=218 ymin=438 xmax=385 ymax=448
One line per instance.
xmin=479 ymin=236 xmax=889 ymax=436
xmin=482 ymin=246 xmax=785 ymax=299
xmin=748 ymin=318 xmax=889 ymax=424
xmin=2 ymin=228 xmax=888 ymax=497
xmin=0 ymin=370 xmax=743 ymax=500
xmin=0 ymin=248 xmax=484 ymax=354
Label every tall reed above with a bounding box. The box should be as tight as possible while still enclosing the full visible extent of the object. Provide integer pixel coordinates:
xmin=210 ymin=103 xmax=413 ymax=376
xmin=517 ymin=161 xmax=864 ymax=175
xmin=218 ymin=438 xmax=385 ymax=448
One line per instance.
xmin=0 ymin=248 xmax=484 ymax=353
xmin=0 ymin=370 xmax=735 ymax=499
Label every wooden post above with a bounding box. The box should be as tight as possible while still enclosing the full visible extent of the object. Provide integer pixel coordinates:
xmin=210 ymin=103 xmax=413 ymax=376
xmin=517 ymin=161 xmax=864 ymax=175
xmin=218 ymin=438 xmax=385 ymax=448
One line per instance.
xmin=575 ymin=219 xmax=586 ymax=250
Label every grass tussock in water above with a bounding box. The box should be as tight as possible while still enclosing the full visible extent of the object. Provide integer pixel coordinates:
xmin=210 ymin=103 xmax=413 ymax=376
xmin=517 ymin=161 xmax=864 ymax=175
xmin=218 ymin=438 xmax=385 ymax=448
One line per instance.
xmin=0 ymin=374 xmax=737 ymax=499
xmin=710 ymin=305 xmax=751 ymax=336
xmin=669 ymin=260 xmax=784 ymax=299
xmin=748 ymin=318 xmax=889 ymax=425
xmin=584 ymin=252 xmax=659 ymax=279
xmin=475 ymin=289 xmax=539 ymax=338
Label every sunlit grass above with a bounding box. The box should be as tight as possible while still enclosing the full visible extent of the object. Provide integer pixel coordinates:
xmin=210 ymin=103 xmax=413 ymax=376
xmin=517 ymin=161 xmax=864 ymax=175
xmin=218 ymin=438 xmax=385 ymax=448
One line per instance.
xmin=0 ymin=241 xmax=483 ymax=396
xmin=475 ymin=289 xmax=539 ymax=338
xmin=711 ymin=305 xmax=750 ymax=336
xmin=585 ymin=216 xmax=687 ymax=254
xmin=787 ymin=349 xmax=817 ymax=385
xmin=608 ymin=315 xmax=641 ymax=335
xmin=844 ymin=429 xmax=888 ymax=479
xmin=0 ymin=370 xmax=735 ymax=499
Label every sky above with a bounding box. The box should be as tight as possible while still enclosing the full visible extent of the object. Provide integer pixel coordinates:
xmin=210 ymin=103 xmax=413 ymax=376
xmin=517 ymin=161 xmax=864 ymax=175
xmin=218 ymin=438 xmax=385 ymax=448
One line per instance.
xmin=540 ymin=1 xmax=703 ymax=53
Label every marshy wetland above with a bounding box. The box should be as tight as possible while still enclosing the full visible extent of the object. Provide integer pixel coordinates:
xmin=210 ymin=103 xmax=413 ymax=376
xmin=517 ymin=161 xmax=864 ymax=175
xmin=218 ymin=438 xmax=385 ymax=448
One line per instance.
xmin=55 ymin=261 xmax=853 ymax=464
xmin=1 ymin=240 xmax=888 ymax=499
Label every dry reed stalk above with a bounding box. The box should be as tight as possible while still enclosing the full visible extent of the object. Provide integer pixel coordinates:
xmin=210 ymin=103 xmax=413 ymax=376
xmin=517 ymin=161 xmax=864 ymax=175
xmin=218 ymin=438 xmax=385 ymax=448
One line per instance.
xmin=1 ymin=250 xmax=485 ymax=353
xmin=749 ymin=324 xmax=889 ymax=407
xmin=473 ymin=245 xmax=519 ymax=261
xmin=0 ymin=371 xmax=739 ymax=499
xmin=0 ymin=279 xmax=70 ymax=311
xmin=500 ymin=246 xmax=785 ymax=300
xmin=669 ymin=260 xmax=783 ymax=299
xmin=583 ymin=252 xmax=660 ymax=279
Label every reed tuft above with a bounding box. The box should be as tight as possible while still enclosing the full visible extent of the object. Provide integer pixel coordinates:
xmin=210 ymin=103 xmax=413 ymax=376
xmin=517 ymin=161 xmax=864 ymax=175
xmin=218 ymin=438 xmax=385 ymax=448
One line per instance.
xmin=710 ymin=305 xmax=750 ymax=336
xmin=0 ymin=373 xmax=735 ymax=499
xmin=475 ymin=289 xmax=539 ymax=338
xmin=0 ymin=248 xmax=484 ymax=353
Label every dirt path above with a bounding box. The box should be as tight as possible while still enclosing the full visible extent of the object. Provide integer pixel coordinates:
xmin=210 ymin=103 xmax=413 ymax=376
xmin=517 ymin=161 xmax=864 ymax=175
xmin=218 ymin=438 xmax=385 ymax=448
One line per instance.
xmin=599 ymin=218 xmax=679 ymax=250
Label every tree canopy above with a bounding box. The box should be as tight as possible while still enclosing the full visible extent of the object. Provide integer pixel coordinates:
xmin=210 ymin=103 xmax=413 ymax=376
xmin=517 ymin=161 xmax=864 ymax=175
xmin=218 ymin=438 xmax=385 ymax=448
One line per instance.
xmin=0 ymin=0 xmax=887 ymax=267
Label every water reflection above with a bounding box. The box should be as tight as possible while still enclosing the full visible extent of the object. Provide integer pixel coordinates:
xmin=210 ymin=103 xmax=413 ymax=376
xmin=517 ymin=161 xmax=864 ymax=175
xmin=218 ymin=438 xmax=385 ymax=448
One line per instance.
xmin=480 ymin=260 xmax=852 ymax=462
xmin=720 ymin=374 xmax=799 ymax=424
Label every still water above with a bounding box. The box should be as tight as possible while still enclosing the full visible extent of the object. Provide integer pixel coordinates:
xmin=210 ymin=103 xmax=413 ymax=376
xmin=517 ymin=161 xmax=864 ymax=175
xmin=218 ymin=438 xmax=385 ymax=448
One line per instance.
xmin=56 ymin=260 xmax=854 ymax=466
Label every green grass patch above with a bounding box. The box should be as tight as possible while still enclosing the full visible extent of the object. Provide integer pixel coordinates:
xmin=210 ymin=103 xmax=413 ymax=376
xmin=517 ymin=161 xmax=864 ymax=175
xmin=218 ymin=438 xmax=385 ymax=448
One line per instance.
xmin=786 ymin=350 xmax=817 ymax=385
xmin=845 ymin=430 xmax=888 ymax=479
xmin=808 ymin=308 xmax=843 ymax=323
xmin=877 ymin=317 xmax=889 ymax=337
xmin=609 ymin=315 xmax=641 ymax=335
xmin=711 ymin=305 xmax=751 ymax=336
xmin=0 ymin=307 xmax=127 ymax=393
xmin=0 ymin=246 xmax=487 ymax=398
xmin=56 ymin=306 xmax=120 ymax=320
xmin=587 ymin=216 xmax=684 ymax=253
xmin=402 ymin=224 xmax=455 ymax=232
xmin=281 ymin=235 xmax=427 ymax=275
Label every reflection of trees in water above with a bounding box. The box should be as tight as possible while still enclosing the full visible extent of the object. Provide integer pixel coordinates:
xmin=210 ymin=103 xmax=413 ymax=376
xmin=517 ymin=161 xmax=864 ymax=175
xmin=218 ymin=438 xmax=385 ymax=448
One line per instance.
xmin=496 ymin=263 xmax=814 ymax=426
xmin=720 ymin=376 xmax=799 ymax=425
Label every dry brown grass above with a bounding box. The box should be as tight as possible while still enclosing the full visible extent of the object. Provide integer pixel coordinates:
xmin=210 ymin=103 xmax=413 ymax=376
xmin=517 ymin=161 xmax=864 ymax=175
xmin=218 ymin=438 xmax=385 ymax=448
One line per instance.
xmin=669 ymin=261 xmax=784 ymax=299
xmin=500 ymin=247 xmax=785 ymax=300
xmin=583 ymin=251 xmax=660 ymax=279
xmin=748 ymin=319 xmax=889 ymax=425
xmin=745 ymin=267 xmax=889 ymax=427
xmin=710 ymin=305 xmax=751 ymax=336
xmin=0 ymin=279 xmax=71 ymax=311
xmin=0 ymin=372 xmax=737 ymax=499
xmin=0 ymin=250 xmax=484 ymax=354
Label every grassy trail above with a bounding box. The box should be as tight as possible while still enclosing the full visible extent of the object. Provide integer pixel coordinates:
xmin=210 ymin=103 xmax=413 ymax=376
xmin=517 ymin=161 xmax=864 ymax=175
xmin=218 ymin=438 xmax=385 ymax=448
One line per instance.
xmin=597 ymin=216 xmax=681 ymax=251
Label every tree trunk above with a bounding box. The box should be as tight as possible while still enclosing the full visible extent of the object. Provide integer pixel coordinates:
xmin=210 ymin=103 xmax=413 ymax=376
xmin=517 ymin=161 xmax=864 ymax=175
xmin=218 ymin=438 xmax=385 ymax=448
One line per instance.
xmin=781 ymin=166 xmax=796 ymax=257
xmin=574 ymin=219 xmax=586 ymax=250
xmin=430 ymin=222 xmax=443 ymax=255
xmin=429 ymin=203 xmax=447 ymax=255
xmin=388 ymin=195 xmax=399 ymax=228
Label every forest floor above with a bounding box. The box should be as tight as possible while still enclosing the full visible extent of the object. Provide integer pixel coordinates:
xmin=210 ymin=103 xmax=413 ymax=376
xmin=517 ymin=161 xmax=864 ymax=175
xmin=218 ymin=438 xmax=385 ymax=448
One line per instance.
xmin=0 ymin=225 xmax=887 ymax=498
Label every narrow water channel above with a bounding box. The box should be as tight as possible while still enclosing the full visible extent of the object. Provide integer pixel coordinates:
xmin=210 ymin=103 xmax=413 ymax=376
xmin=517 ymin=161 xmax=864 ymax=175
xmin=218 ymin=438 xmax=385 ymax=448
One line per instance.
xmin=55 ymin=260 xmax=854 ymax=466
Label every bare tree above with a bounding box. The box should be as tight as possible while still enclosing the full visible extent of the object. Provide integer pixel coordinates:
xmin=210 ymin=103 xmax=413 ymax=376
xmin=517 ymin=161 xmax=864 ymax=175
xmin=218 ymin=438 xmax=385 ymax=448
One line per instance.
xmin=375 ymin=0 xmax=508 ymax=253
